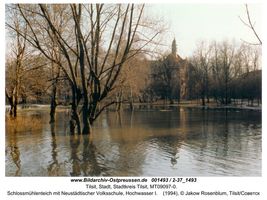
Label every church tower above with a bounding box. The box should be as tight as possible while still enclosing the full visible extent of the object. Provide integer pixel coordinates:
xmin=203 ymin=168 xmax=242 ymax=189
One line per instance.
xmin=171 ymin=38 xmax=177 ymax=55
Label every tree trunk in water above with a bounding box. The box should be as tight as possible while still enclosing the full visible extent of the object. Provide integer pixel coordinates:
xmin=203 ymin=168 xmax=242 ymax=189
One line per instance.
xmin=9 ymin=106 xmax=14 ymax=116
xmin=201 ymin=96 xmax=205 ymax=106
xmin=70 ymin=105 xmax=81 ymax=135
xmin=82 ymin=103 xmax=90 ymax=135
xmin=207 ymin=96 xmax=210 ymax=103
xmin=49 ymin=63 xmax=60 ymax=124
xmin=49 ymin=86 xmax=57 ymax=124
xmin=49 ymin=92 xmax=57 ymax=124
xmin=116 ymin=91 xmax=122 ymax=112
xmin=70 ymin=86 xmax=81 ymax=135
xmin=116 ymin=101 xmax=122 ymax=112
xmin=129 ymin=86 xmax=134 ymax=111
xmin=14 ymin=88 xmax=18 ymax=117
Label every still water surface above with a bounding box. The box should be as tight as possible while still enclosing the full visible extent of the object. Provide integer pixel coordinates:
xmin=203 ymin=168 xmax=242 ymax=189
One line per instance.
xmin=6 ymin=106 xmax=261 ymax=176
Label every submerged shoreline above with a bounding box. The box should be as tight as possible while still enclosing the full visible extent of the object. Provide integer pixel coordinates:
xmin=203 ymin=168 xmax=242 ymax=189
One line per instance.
xmin=5 ymin=101 xmax=262 ymax=113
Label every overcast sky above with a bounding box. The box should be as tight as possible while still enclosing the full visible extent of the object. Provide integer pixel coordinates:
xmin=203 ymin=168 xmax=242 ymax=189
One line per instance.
xmin=145 ymin=3 xmax=262 ymax=58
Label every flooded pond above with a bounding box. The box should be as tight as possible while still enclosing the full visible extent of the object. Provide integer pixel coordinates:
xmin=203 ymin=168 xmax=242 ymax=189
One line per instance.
xmin=5 ymin=106 xmax=261 ymax=176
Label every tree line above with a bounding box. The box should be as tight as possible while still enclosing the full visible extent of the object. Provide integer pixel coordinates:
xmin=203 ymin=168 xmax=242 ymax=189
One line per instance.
xmin=130 ymin=40 xmax=261 ymax=106
xmin=189 ymin=40 xmax=261 ymax=106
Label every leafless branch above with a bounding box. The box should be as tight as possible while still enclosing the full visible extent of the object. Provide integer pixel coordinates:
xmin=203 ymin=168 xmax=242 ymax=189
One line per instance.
xmin=239 ymin=4 xmax=262 ymax=45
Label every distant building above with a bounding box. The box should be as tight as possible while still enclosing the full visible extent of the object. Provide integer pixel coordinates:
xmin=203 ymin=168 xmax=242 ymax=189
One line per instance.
xmin=149 ymin=38 xmax=194 ymax=102
xmin=163 ymin=39 xmax=193 ymax=100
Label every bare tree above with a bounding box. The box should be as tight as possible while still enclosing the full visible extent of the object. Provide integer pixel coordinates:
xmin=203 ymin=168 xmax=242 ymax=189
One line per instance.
xmin=111 ymin=54 xmax=151 ymax=110
xmin=191 ymin=41 xmax=211 ymax=106
xmin=239 ymin=4 xmax=262 ymax=45
xmin=210 ymin=41 xmax=236 ymax=105
xmin=5 ymin=7 xmax=28 ymax=117
xmin=6 ymin=4 xmax=162 ymax=134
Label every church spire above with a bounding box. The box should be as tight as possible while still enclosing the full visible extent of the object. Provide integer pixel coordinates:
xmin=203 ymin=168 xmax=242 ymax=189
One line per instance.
xmin=172 ymin=38 xmax=177 ymax=55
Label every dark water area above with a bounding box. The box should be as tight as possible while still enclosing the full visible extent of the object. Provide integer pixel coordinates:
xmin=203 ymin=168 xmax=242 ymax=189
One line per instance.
xmin=5 ymin=106 xmax=261 ymax=176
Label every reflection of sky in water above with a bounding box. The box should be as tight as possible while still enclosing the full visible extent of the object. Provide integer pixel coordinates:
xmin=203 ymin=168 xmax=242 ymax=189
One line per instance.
xmin=6 ymin=107 xmax=261 ymax=176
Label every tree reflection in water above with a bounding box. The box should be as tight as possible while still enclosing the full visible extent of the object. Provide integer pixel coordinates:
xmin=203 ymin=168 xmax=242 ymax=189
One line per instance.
xmin=69 ymin=134 xmax=81 ymax=176
xmin=47 ymin=122 xmax=60 ymax=176
xmin=8 ymin=130 xmax=21 ymax=176
xmin=81 ymin=136 xmax=103 ymax=176
xmin=5 ymin=108 xmax=261 ymax=176
xmin=69 ymin=133 xmax=107 ymax=176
